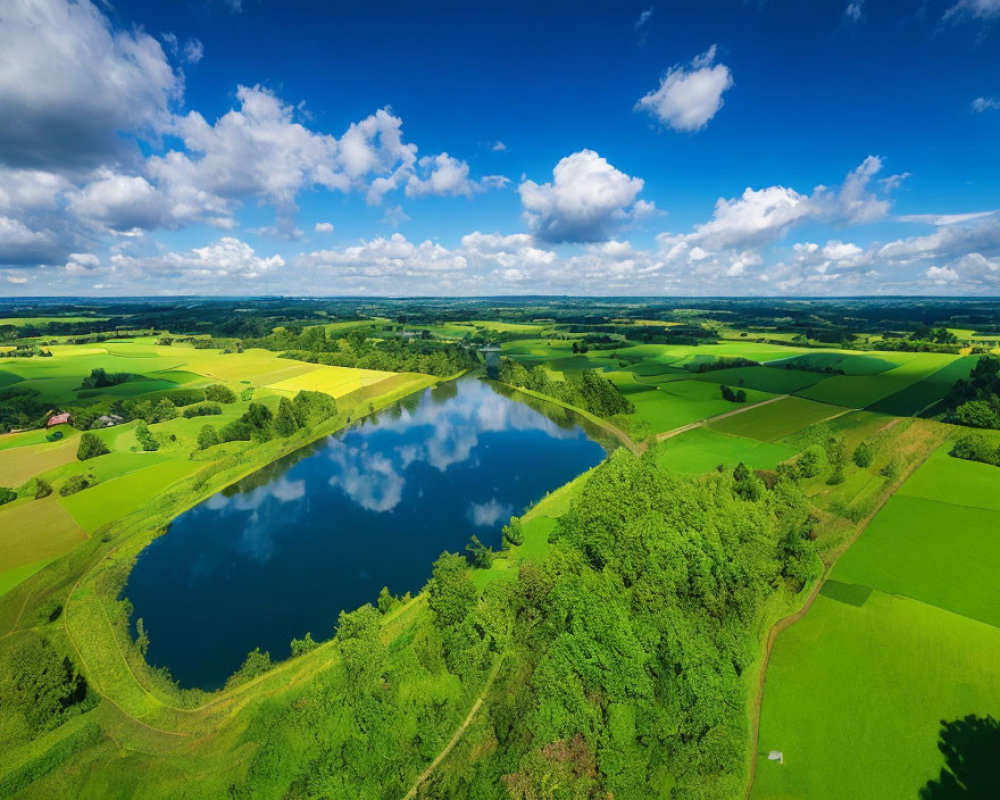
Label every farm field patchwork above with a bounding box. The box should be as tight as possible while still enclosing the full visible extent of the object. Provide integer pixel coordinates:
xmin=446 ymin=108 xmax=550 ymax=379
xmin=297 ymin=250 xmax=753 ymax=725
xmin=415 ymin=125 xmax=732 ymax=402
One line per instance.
xmin=794 ymin=353 xmax=957 ymax=408
xmin=754 ymin=447 xmax=1000 ymax=800
xmin=867 ymin=355 xmax=977 ymax=416
xmin=627 ymin=380 xmax=773 ymax=434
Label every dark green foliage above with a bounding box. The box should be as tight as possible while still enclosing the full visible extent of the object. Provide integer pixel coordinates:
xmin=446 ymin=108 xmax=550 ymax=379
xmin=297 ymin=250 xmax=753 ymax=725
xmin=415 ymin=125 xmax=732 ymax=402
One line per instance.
xmin=950 ymin=434 xmax=1000 ymax=467
xmin=290 ymin=632 xmax=318 ymax=657
xmin=79 ymin=367 xmax=131 ymax=390
xmin=135 ymin=422 xmax=159 ymax=452
xmin=76 ymin=432 xmax=109 ymax=461
xmin=197 ymin=424 xmax=220 ymax=450
xmin=826 ymin=435 xmax=847 ymax=485
xmin=243 ymin=402 xmax=273 ymax=441
xmin=797 ymin=444 xmax=826 ymax=478
xmin=6 ymin=635 xmax=90 ymax=733
xmin=465 ymin=535 xmax=493 ymax=569
xmin=292 ymin=389 xmax=336 ymax=425
xmin=0 ymin=486 xmax=16 ymax=505
xmin=0 ymin=387 xmax=50 ymax=433
xmin=463 ymin=449 xmax=819 ymax=798
xmin=59 ymin=474 xmax=93 ymax=496
xmin=135 ymin=618 xmax=149 ymax=656
xmin=920 ymin=714 xmax=1000 ymax=799
xmin=427 ymin=552 xmax=477 ymax=630
xmin=0 ymin=722 xmax=102 ymax=799
xmin=498 ymin=360 xmax=634 ymax=417
xmin=692 ymin=357 xmax=760 ymax=373
xmin=853 ymin=440 xmax=874 ymax=468
xmin=33 ymin=477 xmax=52 ymax=499
xmin=120 ymin=396 xmax=177 ymax=424
xmin=204 ymin=384 xmax=238 ymax=403
xmin=732 ymin=462 xmax=765 ymax=500
xmin=377 ymin=586 xmax=400 ymax=614
xmin=182 ymin=403 xmax=222 ymax=418
xmin=720 ymin=384 xmax=748 ymax=403
xmin=946 ymin=356 xmax=1000 ymax=429
xmin=274 ymin=397 xmax=301 ymax=437
xmin=226 ymin=648 xmax=272 ymax=689
xmin=502 ymin=515 xmax=525 ymax=548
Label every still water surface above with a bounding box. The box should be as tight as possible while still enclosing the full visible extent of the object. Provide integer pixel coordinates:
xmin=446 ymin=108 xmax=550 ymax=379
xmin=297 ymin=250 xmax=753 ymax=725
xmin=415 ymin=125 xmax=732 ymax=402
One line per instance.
xmin=127 ymin=378 xmax=607 ymax=689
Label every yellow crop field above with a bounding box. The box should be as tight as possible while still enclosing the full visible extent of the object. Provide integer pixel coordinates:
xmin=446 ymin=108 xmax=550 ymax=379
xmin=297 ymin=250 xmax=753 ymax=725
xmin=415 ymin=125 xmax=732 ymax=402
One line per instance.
xmin=266 ymin=364 xmax=392 ymax=398
xmin=0 ymin=439 xmax=78 ymax=486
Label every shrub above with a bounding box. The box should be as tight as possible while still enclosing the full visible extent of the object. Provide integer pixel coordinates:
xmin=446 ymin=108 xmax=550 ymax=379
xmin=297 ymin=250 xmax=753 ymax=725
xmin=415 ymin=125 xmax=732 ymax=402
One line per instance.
xmin=197 ymin=425 xmax=220 ymax=450
xmin=853 ymin=440 xmax=874 ymax=468
xmin=953 ymin=400 xmax=1000 ymax=430
xmin=950 ymin=434 xmax=1000 ymax=466
xmin=76 ymin=432 xmax=109 ymax=461
xmin=0 ymin=486 xmax=16 ymax=506
xmin=59 ymin=474 xmax=93 ymax=497
xmin=33 ymin=478 xmax=52 ymax=499
xmin=225 ymin=648 xmax=272 ymax=689
xmin=135 ymin=422 xmax=159 ymax=452
xmin=290 ymin=632 xmax=319 ymax=657
xmin=502 ymin=516 xmax=524 ymax=547
xmin=182 ymin=403 xmax=222 ymax=418
xmin=204 ymin=384 xmax=237 ymax=404
xmin=796 ymin=444 xmax=826 ymax=478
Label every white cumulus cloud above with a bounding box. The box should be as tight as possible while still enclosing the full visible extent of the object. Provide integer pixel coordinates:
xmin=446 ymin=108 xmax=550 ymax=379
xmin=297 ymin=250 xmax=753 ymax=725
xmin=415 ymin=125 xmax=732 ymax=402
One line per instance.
xmin=519 ymin=150 xmax=648 ymax=243
xmin=635 ymin=45 xmax=733 ymax=132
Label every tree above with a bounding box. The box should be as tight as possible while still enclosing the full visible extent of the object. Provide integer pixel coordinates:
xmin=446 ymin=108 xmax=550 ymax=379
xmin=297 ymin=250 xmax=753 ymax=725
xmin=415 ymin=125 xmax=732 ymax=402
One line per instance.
xmin=9 ymin=635 xmax=89 ymax=732
xmin=34 ymin=477 xmax=52 ymax=499
xmin=377 ymin=586 xmax=400 ymax=614
xmin=226 ymin=648 xmax=272 ymax=689
xmin=290 ymin=632 xmax=319 ymax=657
xmin=465 ymin=534 xmax=493 ymax=569
xmin=951 ymin=434 xmax=999 ymax=466
xmin=135 ymin=618 xmax=149 ymax=656
xmin=796 ymin=444 xmax=826 ymax=478
xmin=853 ymin=440 xmax=874 ymax=468
xmin=197 ymin=424 xmax=220 ymax=450
xmin=0 ymin=486 xmax=16 ymax=506
xmin=204 ymin=384 xmax=237 ymax=404
xmin=502 ymin=516 xmax=525 ymax=548
xmin=274 ymin=397 xmax=300 ymax=437
xmin=76 ymin=432 xmax=109 ymax=461
xmin=135 ymin=422 xmax=159 ymax=451
xmin=244 ymin=402 xmax=274 ymax=441
xmin=954 ymin=400 xmax=1000 ymax=430
xmin=427 ymin=552 xmax=477 ymax=629
xmin=60 ymin=474 xmax=93 ymax=496
xmin=826 ymin=435 xmax=847 ymax=485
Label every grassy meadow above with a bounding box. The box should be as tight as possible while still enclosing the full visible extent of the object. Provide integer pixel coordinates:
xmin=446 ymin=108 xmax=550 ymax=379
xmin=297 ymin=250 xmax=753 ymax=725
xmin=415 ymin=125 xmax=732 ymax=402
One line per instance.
xmin=753 ymin=445 xmax=1000 ymax=799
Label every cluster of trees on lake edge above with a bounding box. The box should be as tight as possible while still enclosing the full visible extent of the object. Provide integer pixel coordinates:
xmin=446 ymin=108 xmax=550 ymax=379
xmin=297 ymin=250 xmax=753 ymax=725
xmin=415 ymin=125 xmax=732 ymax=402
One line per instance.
xmin=498 ymin=358 xmax=634 ymax=418
xmin=192 ymin=448 xmax=820 ymax=799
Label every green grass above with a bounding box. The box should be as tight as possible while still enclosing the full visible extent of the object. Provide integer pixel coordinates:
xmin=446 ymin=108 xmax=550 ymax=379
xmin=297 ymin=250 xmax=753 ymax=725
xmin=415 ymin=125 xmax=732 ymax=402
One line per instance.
xmin=795 ymin=353 xmax=957 ymax=409
xmin=754 ymin=441 xmax=1000 ymax=800
xmin=0 ymin=558 xmax=53 ymax=598
xmin=897 ymin=448 xmax=1000 ymax=512
xmin=653 ymin=427 xmax=797 ymax=474
xmin=627 ymin=381 xmax=773 ymax=434
xmin=690 ymin=366 xmax=822 ymax=394
xmin=866 ymin=355 xmax=977 ymax=416
xmin=753 ymin=591 xmax=1000 ymax=800
xmin=58 ymin=458 xmax=203 ymax=533
xmin=768 ymin=351 xmax=901 ymax=375
xmin=833 ymin=495 xmax=1000 ymax=628
xmin=709 ymin=396 xmax=843 ymax=442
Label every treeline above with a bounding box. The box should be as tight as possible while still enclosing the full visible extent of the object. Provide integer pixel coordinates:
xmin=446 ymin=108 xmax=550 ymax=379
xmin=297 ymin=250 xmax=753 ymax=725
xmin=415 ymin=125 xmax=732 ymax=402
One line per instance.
xmin=197 ymin=390 xmax=336 ymax=450
xmin=498 ymin=359 xmax=634 ymax=418
xmin=950 ymin=434 xmax=1000 ymax=467
xmin=946 ymin=355 xmax=1000 ymax=429
xmin=244 ymin=326 xmax=475 ymax=377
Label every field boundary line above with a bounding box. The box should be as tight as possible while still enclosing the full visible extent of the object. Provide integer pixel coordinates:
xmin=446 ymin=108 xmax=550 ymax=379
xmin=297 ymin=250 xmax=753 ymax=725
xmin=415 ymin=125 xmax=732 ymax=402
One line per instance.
xmin=743 ymin=421 xmax=945 ymax=799
xmin=656 ymin=394 xmax=789 ymax=442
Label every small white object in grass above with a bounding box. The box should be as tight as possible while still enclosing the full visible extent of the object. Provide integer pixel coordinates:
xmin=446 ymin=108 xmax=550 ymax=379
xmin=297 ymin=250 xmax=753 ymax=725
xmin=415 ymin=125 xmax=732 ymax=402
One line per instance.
xmin=768 ymin=750 xmax=784 ymax=764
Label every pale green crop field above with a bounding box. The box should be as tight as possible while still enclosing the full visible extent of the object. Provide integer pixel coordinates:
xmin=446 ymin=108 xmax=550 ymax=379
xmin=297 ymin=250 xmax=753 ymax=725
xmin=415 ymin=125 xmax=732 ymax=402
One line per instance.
xmin=628 ymin=381 xmax=773 ymax=434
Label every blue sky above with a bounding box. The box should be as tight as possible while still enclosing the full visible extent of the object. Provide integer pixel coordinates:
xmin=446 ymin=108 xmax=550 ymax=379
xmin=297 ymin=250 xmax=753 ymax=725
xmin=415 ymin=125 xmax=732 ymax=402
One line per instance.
xmin=0 ymin=0 xmax=998 ymax=296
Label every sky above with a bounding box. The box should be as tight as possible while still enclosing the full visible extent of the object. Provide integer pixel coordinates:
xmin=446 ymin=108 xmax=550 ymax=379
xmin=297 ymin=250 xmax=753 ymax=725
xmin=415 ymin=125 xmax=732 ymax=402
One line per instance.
xmin=0 ymin=0 xmax=998 ymax=297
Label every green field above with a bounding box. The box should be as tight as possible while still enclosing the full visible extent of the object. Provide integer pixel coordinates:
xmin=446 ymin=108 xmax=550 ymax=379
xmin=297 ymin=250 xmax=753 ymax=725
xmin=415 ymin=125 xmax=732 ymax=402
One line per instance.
xmin=866 ymin=355 xmax=977 ymax=416
xmin=653 ymin=427 xmax=796 ymax=474
xmin=709 ymin=395 xmax=843 ymax=442
xmin=753 ymin=448 xmax=1000 ymax=800
xmin=795 ymin=353 xmax=957 ymax=408
xmin=753 ymin=591 xmax=1000 ymax=800
xmin=628 ymin=380 xmax=773 ymax=434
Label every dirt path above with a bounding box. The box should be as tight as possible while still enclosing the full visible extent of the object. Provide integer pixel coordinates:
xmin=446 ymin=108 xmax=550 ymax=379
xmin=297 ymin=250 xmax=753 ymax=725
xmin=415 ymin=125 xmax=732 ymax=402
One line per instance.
xmin=656 ymin=394 xmax=789 ymax=442
xmin=401 ymin=657 xmax=503 ymax=800
xmin=743 ymin=423 xmax=941 ymax=799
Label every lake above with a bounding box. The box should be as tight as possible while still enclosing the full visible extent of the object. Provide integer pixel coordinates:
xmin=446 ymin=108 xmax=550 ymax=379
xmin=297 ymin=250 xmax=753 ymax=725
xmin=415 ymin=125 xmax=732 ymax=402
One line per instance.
xmin=126 ymin=378 xmax=608 ymax=689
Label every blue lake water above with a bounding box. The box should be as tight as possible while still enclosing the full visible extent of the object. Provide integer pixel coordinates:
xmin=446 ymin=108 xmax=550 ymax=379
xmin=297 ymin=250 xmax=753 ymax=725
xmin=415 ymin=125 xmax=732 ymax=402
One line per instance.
xmin=126 ymin=378 xmax=607 ymax=689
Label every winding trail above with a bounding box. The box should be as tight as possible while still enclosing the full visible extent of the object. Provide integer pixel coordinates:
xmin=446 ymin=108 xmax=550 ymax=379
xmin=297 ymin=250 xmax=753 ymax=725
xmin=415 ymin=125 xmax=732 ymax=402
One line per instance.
xmin=401 ymin=656 xmax=504 ymax=800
